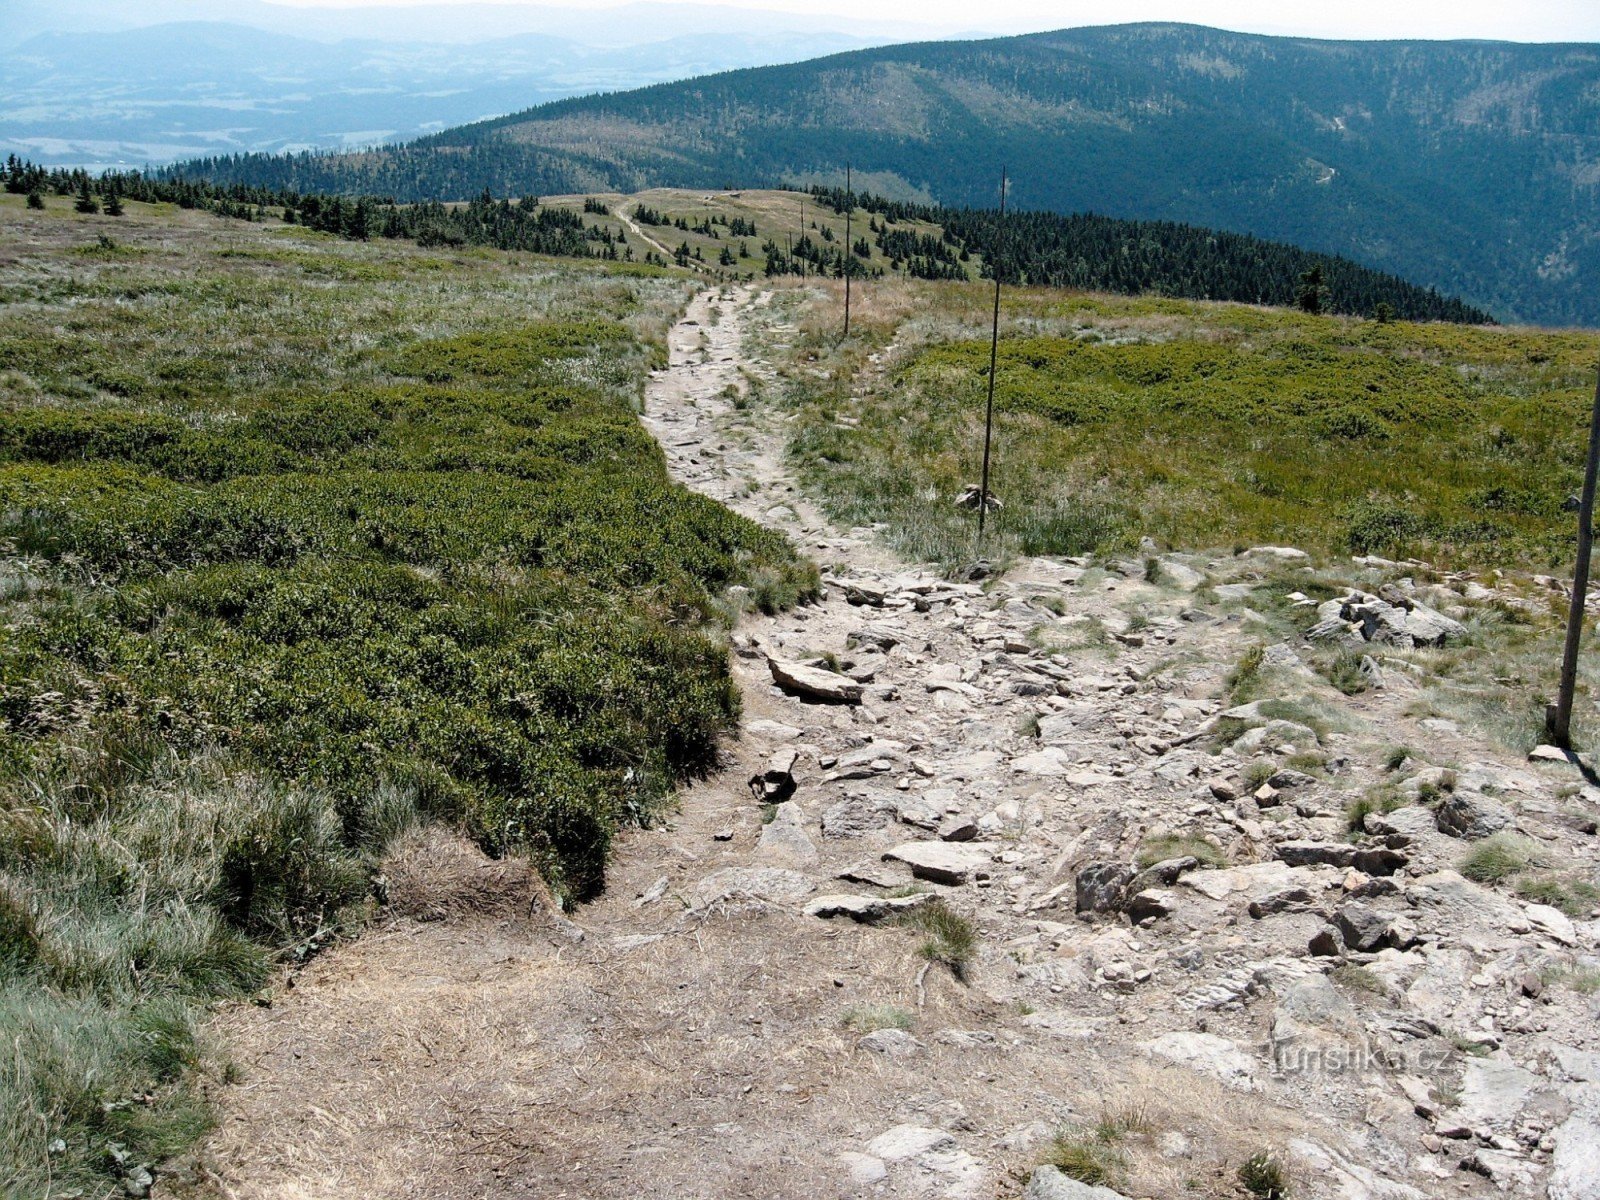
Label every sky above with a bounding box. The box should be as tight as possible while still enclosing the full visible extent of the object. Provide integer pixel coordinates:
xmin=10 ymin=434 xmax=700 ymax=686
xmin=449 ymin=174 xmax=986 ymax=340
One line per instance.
xmin=267 ymin=0 xmax=1600 ymax=42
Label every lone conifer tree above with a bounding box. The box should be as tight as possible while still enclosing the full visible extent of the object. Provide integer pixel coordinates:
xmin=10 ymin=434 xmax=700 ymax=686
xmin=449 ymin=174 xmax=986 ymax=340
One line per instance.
xmin=104 ymin=189 xmax=125 ymax=217
xmin=26 ymin=190 xmax=44 ymax=210
xmin=74 ymin=180 xmax=99 ymax=214
xmin=1296 ymin=263 xmax=1327 ymax=315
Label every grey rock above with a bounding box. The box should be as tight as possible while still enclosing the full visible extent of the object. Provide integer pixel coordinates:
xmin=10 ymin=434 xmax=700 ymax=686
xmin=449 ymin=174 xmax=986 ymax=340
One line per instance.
xmin=1436 ymin=791 xmax=1513 ymax=840
xmin=865 ymin=1124 xmax=954 ymax=1161
xmin=1248 ymin=887 xmax=1317 ymax=918
xmin=767 ymin=656 xmax=863 ymax=703
xmin=858 ymin=1028 xmax=922 ymax=1056
xmin=938 ymin=815 xmax=980 ymax=842
xmin=755 ymin=802 xmax=818 ymax=865
xmin=691 ymin=867 xmax=814 ymax=909
xmin=883 ymin=841 xmax=991 ymax=885
xmin=1125 ymin=888 xmax=1179 ymax=922
xmin=1141 ymin=1030 xmax=1257 ymax=1091
xmin=821 ymin=794 xmax=890 ymax=838
xmin=1024 ymin=1165 xmax=1131 ymax=1200
xmin=1075 ymin=862 xmax=1136 ymax=914
xmin=1333 ymin=902 xmax=1394 ymax=952
xmin=837 ymin=1151 xmax=888 ymax=1185
xmin=804 ymin=892 xmax=934 ymax=923
xmin=1130 ymin=856 xmax=1200 ymax=893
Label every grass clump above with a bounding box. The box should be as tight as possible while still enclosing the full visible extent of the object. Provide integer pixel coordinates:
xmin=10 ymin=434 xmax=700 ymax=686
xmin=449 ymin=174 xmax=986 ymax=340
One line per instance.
xmin=1346 ymin=785 xmax=1403 ymax=832
xmin=1514 ymin=874 xmax=1600 ymax=917
xmin=895 ymin=899 xmax=977 ymax=980
xmin=1227 ymin=645 xmax=1267 ymax=702
xmin=1237 ymin=1149 xmax=1291 ymax=1199
xmin=1046 ymin=1130 xmax=1124 ymax=1188
xmin=1460 ymin=833 xmax=1540 ymax=883
xmin=1243 ymin=760 xmax=1276 ymax=790
xmin=1322 ymin=648 xmax=1371 ymax=695
xmin=1136 ymin=834 xmax=1226 ymax=869
xmin=841 ymin=1005 xmax=914 ymax=1033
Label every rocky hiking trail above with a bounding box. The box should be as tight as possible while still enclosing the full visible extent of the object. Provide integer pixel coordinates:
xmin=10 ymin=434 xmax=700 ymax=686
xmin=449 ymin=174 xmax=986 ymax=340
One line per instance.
xmin=203 ymin=288 xmax=1600 ymax=1200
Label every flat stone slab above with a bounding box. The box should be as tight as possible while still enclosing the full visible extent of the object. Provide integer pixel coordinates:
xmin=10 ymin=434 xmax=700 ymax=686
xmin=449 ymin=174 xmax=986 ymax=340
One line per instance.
xmin=767 ymin=656 xmax=863 ymax=703
xmin=883 ymin=841 xmax=992 ymax=885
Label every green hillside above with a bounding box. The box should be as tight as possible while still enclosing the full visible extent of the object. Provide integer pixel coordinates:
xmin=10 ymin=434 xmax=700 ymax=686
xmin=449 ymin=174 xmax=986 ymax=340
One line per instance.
xmin=172 ymin=23 xmax=1600 ymax=326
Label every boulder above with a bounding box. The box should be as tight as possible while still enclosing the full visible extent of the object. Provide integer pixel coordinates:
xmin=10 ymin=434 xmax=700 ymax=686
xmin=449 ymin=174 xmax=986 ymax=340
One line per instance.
xmin=766 ymin=657 xmax=863 ymax=703
xmin=1333 ymin=902 xmax=1395 ymax=952
xmin=1125 ymin=889 xmax=1179 ymax=922
xmin=1075 ymin=862 xmax=1136 ymax=914
xmin=882 ymin=841 xmax=990 ymax=885
xmin=1436 ymin=792 xmax=1513 ymax=840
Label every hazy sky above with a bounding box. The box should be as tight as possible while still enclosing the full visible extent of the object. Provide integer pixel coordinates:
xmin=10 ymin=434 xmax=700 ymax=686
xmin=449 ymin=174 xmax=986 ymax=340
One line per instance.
xmin=271 ymin=0 xmax=1600 ymax=42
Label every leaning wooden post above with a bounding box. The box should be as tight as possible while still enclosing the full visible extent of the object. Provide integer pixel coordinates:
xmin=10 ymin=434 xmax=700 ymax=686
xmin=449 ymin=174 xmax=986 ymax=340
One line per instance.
xmin=1549 ymin=361 xmax=1600 ymax=749
xmin=843 ymin=163 xmax=853 ymax=339
xmin=977 ymin=167 xmax=1008 ymax=547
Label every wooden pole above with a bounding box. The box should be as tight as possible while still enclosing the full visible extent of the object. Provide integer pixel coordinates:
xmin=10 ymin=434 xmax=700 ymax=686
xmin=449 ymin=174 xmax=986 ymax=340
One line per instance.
xmin=1548 ymin=361 xmax=1600 ymax=749
xmin=977 ymin=167 xmax=1008 ymax=546
xmin=843 ymin=164 xmax=853 ymax=339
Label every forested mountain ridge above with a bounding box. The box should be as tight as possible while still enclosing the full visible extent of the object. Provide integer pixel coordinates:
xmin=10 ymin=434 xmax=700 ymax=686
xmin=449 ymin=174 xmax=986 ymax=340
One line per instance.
xmin=172 ymin=23 xmax=1600 ymax=326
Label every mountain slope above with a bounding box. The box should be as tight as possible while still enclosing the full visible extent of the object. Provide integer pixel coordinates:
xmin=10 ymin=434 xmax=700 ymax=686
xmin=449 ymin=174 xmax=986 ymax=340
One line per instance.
xmin=175 ymin=23 xmax=1600 ymax=326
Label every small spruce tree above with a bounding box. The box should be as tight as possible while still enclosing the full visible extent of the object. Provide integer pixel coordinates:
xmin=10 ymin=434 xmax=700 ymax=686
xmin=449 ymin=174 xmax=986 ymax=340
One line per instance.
xmin=1296 ymin=263 xmax=1328 ymax=315
xmin=26 ymin=190 xmax=44 ymax=210
xmin=74 ymin=180 xmax=100 ymax=215
xmin=104 ymin=189 xmax=125 ymax=217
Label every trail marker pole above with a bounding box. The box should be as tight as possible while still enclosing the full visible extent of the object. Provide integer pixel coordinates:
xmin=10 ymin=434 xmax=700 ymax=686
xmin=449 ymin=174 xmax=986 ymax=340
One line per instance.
xmin=977 ymin=167 xmax=1008 ymax=547
xmin=799 ymin=195 xmax=806 ymax=279
xmin=843 ymin=164 xmax=853 ymax=339
xmin=1549 ymin=361 xmax=1600 ymax=749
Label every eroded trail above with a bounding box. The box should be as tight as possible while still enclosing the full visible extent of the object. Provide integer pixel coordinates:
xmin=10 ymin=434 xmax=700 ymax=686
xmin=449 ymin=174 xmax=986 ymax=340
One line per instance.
xmin=203 ymin=289 xmax=1599 ymax=1200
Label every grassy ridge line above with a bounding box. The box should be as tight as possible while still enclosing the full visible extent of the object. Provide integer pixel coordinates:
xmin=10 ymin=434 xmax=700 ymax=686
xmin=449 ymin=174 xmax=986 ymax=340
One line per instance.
xmin=0 ymin=197 xmax=814 ymax=1196
xmin=772 ymin=279 xmax=1600 ymax=571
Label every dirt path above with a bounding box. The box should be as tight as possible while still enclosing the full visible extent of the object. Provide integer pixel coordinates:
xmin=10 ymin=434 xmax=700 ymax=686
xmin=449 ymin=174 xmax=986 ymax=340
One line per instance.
xmin=198 ymin=289 xmax=1598 ymax=1200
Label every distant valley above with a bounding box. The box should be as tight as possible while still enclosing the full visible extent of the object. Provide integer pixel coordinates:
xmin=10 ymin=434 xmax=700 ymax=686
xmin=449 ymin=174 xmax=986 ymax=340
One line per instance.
xmin=0 ymin=19 xmax=881 ymax=171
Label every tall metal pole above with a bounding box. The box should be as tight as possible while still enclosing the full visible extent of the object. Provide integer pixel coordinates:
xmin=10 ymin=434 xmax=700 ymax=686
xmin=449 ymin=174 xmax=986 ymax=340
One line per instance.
xmin=977 ymin=167 xmax=1008 ymax=545
xmin=1549 ymin=361 xmax=1600 ymax=749
xmin=843 ymin=163 xmax=853 ymax=339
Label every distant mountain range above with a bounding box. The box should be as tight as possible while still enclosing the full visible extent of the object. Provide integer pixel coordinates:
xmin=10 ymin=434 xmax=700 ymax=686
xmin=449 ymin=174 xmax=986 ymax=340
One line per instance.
xmin=0 ymin=4 xmax=928 ymax=172
xmin=173 ymin=23 xmax=1600 ymax=326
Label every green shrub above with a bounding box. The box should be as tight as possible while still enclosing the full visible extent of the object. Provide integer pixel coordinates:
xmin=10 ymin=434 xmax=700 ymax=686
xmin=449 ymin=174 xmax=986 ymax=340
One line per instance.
xmin=1238 ymin=1149 xmax=1290 ymax=1199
